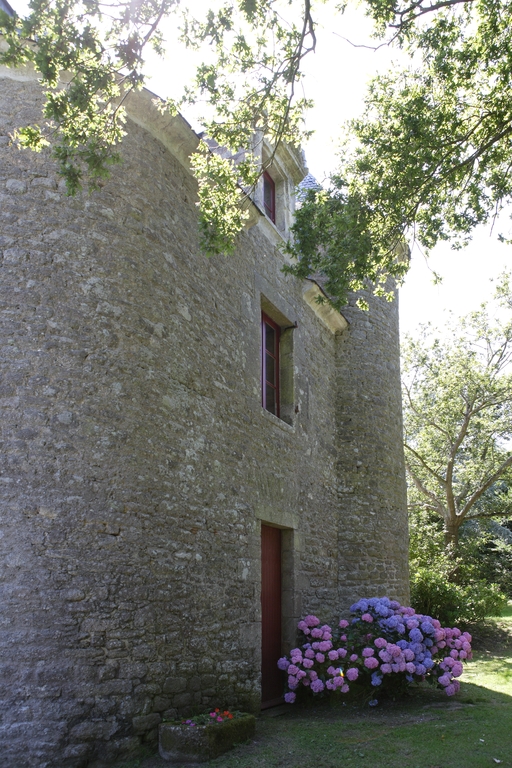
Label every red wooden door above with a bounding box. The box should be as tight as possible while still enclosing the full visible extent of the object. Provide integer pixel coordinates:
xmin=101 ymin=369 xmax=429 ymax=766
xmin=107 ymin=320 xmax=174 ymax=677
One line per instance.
xmin=261 ymin=525 xmax=283 ymax=708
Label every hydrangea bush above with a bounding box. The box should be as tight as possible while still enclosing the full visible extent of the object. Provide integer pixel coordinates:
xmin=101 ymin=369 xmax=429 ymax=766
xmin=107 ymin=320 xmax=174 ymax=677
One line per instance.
xmin=278 ymin=597 xmax=472 ymax=704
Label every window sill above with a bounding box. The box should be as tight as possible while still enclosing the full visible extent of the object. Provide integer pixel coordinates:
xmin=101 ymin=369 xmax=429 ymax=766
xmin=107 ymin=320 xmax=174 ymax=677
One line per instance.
xmin=260 ymin=407 xmax=295 ymax=433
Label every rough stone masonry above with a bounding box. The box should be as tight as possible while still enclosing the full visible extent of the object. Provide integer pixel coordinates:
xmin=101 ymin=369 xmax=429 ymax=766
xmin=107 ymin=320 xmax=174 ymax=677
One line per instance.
xmin=0 ymin=62 xmax=409 ymax=767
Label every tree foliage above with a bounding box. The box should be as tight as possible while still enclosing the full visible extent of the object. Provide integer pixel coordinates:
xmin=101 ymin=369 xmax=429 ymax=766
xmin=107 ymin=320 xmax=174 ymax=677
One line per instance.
xmin=3 ymin=0 xmax=512 ymax=303
xmin=408 ymin=509 xmax=509 ymax=622
xmin=403 ymin=278 xmax=512 ymax=547
xmin=0 ymin=0 xmax=314 ymax=255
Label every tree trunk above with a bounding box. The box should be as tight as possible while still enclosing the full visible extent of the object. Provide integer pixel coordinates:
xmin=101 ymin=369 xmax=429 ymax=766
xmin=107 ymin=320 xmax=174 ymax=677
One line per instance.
xmin=444 ymin=522 xmax=460 ymax=548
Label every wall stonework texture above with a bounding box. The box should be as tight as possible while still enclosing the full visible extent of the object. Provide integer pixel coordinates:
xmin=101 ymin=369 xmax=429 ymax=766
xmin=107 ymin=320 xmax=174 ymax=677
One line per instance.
xmin=0 ymin=71 xmax=409 ymax=767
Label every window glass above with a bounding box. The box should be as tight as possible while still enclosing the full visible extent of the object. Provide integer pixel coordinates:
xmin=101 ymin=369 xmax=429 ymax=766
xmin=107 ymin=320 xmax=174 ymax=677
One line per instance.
xmin=263 ymin=172 xmax=276 ymax=223
xmin=262 ymin=313 xmax=280 ymax=417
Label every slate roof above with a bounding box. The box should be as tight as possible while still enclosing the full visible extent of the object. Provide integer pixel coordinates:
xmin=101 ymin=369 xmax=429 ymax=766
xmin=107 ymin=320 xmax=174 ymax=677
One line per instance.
xmin=297 ymin=172 xmax=322 ymax=201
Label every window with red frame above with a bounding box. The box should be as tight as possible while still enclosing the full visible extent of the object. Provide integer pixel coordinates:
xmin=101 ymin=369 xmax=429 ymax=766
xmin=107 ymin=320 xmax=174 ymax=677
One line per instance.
xmin=263 ymin=172 xmax=276 ymax=223
xmin=262 ymin=312 xmax=280 ymax=417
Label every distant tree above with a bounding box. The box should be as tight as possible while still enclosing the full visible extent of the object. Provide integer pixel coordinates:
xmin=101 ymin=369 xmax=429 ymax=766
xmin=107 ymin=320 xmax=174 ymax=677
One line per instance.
xmin=403 ymin=280 xmax=512 ymax=547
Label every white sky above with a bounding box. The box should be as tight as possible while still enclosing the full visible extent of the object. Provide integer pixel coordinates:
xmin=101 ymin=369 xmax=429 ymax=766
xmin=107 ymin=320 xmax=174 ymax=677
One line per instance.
xmin=12 ymin=0 xmax=512 ymax=335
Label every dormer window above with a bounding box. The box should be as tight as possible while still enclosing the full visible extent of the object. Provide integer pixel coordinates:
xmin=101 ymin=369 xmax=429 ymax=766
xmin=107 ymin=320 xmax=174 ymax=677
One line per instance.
xmin=263 ymin=171 xmax=276 ymax=223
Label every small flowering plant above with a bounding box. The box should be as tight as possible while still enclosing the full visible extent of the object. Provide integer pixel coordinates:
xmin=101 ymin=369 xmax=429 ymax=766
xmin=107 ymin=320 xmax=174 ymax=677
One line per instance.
xmin=278 ymin=597 xmax=473 ymax=705
xmin=180 ymin=708 xmax=239 ymax=727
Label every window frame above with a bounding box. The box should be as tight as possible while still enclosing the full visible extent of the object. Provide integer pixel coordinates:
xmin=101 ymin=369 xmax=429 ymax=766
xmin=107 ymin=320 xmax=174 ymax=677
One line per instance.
xmin=263 ymin=171 xmax=276 ymax=224
xmin=261 ymin=312 xmax=280 ymax=418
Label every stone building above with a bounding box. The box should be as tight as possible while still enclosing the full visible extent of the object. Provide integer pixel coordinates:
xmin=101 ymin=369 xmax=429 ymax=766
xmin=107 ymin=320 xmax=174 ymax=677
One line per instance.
xmin=0 ymin=57 xmax=409 ymax=767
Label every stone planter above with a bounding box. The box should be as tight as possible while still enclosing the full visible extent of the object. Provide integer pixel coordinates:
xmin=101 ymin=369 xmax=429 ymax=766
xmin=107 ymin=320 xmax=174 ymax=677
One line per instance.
xmin=159 ymin=714 xmax=256 ymax=763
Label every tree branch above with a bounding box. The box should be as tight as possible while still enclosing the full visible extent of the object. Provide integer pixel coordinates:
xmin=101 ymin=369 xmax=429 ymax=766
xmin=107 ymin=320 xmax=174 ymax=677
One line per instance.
xmin=404 ymin=442 xmax=446 ymax=484
xmin=460 ymin=454 xmax=512 ymax=519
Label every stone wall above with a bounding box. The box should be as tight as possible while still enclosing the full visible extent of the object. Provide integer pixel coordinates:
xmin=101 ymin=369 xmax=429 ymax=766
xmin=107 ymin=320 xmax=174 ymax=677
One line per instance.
xmin=0 ymin=71 xmax=409 ymax=768
xmin=335 ymin=291 xmax=410 ymax=606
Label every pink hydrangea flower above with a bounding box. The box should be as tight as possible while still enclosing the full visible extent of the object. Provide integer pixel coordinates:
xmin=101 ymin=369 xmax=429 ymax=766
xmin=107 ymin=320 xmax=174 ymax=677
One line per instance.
xmin=362 ymin=648 xmax=375 ymax=657
xmin=339 ymin=620 xmax=349 ymax=629
xmin=380 ymin=663 xmax=392 ymax=674
xmin=338 ymin=648 xmax=347 ymax=658
xmin=364 ymin=657 xmax=379 ymax=669
xmin=328 ymin=650 xmax=339 ymax=661
xmin=346 ymin=667 xmax=359 ymax=681
xmin=318 ymin=641 xmax=332 ymax=652
xmin=341 ymin=683 xmax=350 ymax=693
xmin=285 ymin=692 xmax=296 ymax=703
xmin=288 ymin=665 xmax=299 ymax=676
xmin=305 ymin=649 xmax=315 ymax=659
xmin=315 ymin=653 xmax=325 ymax=664
xmin=374 ymin=638 xmax=387 ymax=649
xmin=350 ymin=654 xmax=358 ymax=662
xmin=303 ymin=658 xmax=314 ymax=669
xmin=361 ymin=613 xmax=374 ymax=623
xmin=304 ymin=615 xmax=320 ymax=627
xmin=311 ymin=628 xmax=323 ymax=639
xmin=311 ymin=679 xmax=325 ymax=693
xmin=451 ymin=661 xmax=463 ymax=677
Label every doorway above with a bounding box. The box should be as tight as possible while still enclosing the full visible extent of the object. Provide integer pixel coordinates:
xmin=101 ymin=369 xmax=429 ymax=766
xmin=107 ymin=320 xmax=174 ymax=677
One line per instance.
xmin=261 ymin=524 xmax=283 ymax=708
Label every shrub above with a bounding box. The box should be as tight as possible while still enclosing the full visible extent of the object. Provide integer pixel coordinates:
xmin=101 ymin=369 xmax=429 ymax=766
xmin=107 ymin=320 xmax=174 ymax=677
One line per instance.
xmin=410 ymin=568 xmax=507 ymax=625
xmin=279 ymin=597 xmax=473 ymax=705
xmin=409 ymin=510 xmax=510 ymax=621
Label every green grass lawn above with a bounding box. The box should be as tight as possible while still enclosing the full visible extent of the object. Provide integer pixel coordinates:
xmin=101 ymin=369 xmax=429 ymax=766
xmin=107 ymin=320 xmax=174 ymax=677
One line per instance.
xmin=118 ymin=604 xmax=512 ymax=768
